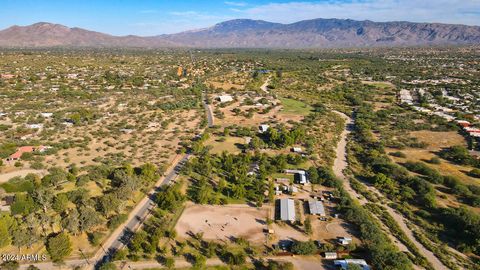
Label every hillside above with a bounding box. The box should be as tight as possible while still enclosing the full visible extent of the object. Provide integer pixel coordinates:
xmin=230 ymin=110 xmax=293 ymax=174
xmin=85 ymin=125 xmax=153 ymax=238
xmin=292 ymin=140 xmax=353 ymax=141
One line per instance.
xmin=1 ymin=19 xmax=479 ymax=48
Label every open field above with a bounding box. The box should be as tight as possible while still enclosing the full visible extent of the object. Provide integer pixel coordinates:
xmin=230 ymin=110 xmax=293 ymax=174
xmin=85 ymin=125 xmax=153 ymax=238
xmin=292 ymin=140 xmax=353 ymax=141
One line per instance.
xmin=361 ymin=81 xmax=396 ymax=89
xmin=387 ymin=130 xmax=479 ymax=185
xmin=204 ymin=136 xmax=245 ymax=154
xmin=176 ymin=203 xmax=269 ymax=244
xmin=278 ymin=97 xmax=313 ymax=116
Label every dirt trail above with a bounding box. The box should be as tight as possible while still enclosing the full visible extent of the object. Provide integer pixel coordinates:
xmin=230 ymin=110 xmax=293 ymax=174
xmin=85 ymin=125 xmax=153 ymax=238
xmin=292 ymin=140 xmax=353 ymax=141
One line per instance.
xmin=260 ymin=77 xmax=271 ymax=93
xmin=0 ymin=169 xmax=47 ymax=183
xmin=332 ymin=111 xmax=448 ymax=270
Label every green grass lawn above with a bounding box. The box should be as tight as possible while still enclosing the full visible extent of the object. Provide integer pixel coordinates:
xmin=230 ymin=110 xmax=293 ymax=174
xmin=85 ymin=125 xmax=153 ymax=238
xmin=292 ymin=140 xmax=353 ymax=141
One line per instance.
xmin=279 ymin=97 xmax=313 ymax=116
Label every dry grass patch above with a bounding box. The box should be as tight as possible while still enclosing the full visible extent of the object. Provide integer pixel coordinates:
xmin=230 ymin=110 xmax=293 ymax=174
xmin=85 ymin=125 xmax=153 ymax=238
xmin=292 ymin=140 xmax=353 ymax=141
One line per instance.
xmin=388 ymin=130 xmax=479 ymax=186
xmin=204 ymin=136 xmax=244 ymax=154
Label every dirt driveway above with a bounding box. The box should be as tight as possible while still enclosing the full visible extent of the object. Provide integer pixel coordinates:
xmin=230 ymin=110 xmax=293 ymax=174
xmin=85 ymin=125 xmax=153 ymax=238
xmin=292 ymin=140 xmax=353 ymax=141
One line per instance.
xmin=0 ymin=169 xmax=47 ymax=183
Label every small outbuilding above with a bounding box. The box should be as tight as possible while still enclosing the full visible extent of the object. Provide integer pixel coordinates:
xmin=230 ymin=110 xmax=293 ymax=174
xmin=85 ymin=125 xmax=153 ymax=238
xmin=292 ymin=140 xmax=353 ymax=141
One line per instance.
xmin=217 ymin=95 xmax=233 ymax=103
xmin=259 ymin=124 xmax=269 ymax=133
xmin=291 ymin=147 xmax=302 ymax=153
xmin=324 ymin=252 xmax=338 ymax=260
xmin=338 ymin=237 xmax=352 ymax=245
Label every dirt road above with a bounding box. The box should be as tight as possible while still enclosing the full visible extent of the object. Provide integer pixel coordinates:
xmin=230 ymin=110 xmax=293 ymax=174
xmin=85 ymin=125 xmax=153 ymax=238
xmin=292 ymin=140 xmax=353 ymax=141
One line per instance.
xmin=119 ymin=256 xmax=327 ymax=270
xmin=0 ymin=169 xmax=47 ymax=183
xmin=260 ymin=77 xmax=271 ymax=93
xmin=332 ymin=111 xmax=448 ymax=270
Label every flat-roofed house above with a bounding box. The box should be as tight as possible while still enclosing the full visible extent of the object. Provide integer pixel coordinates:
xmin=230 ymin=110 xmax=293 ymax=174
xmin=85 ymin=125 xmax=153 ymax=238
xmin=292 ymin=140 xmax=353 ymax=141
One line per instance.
xmin=279 ymin=198 xmax=295 ymax=222
xmin=6 ymin=146 xmax=48 ymax=161
xmin=217 ymin=95 xmax=233 ymax=103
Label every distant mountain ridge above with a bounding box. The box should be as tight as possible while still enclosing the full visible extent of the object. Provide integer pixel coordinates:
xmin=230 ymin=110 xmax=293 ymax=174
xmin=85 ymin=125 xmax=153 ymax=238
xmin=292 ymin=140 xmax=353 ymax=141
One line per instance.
xmin=1 ymin=19 xmax=479 ymax=48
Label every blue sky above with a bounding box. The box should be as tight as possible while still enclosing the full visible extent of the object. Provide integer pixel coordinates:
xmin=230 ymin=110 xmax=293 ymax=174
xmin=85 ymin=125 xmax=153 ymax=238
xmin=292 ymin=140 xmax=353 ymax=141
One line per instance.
xmin=1 ymin=0 xmax=479 ymax=36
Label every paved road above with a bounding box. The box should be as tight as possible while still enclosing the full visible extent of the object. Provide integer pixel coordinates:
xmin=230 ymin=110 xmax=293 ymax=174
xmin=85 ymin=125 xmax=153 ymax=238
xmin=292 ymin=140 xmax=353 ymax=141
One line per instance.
xmin=89 ymin=154 xmax=190 ymax=269
xmin=202 ymin=92 xmax=214 ymax=127
xmin=20 ymin=154 xmax=190 ymax=270
xmin=332 ymin=111 xmax=447 ymax=270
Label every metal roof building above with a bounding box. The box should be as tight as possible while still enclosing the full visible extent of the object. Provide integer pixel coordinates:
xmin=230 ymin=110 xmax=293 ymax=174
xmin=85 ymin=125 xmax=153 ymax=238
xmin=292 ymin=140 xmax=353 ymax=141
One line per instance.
xmin=308 ymin=200 xmax=326 ymax=216
xmin=280 ymin=198 xmax=296 ymax=221
xmin=334 ymin=259 xmax=370 ymax=270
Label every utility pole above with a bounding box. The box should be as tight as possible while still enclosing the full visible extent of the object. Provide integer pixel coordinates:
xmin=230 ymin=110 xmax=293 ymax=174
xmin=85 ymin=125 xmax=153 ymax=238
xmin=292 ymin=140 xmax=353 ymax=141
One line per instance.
xmin=79 ymin=248 xmax=90 ymax=265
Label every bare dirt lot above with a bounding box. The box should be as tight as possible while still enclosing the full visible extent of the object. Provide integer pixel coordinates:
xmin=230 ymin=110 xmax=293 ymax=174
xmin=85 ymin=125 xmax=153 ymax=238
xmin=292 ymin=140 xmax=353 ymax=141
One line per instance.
xmin=176 ymin=203 xmax=269 ymax=244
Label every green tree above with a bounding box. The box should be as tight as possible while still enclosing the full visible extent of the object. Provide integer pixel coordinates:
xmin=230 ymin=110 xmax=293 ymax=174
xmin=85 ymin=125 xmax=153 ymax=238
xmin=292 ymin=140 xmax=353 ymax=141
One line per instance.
xmin=164 ymin=257 xmax=175 ymax=269
xmin=99 ymin=262 xmax=117 ymax=270
xmin=0 ymin=261 xmax=19 ymax=270
xmin=304 ymin=217 xmax=312 ymax=235
xmin=62 ymin=208 xmax=80 ymax=235
xmin=192 ymin=254 xmax=206 ymax=269
xmin=0 ymin=214 xmax=15 ymax=248
xmin=267 ymin=260 xmax=294 ymax=270
xmin=78 ymin=206 xmax=103 ymax=232
xmin=12 ymin=228 xmax=30 ymax=252
xmin=291 ymin=240 xmax=317 ymax=255
xmin=46 ymin=233 xmax=72 ymax=262
xmin=52 ymin=193 xmax=69 ymax=213
xmin=11 ymin=193 xmax=36 ymax=215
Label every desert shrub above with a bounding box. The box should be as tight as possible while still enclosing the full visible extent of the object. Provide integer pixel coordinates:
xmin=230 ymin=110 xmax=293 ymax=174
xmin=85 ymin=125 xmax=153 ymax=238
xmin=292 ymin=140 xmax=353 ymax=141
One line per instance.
xmin=390 ymin=151 xmax=406 ymax=158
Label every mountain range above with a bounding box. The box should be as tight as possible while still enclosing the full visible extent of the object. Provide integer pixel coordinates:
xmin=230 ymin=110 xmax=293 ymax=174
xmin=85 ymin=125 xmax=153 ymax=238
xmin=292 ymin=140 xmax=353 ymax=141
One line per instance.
xmin=1 ymin=18 xmax=479 ymax=48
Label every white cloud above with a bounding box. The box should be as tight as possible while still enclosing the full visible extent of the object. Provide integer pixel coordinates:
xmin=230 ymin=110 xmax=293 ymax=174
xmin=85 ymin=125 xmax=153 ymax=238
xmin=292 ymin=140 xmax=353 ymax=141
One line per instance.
xmin=235 ymin=0 xmax=480 ymax=26
xmin=225 ymin=1 xmax=248 ymax=7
